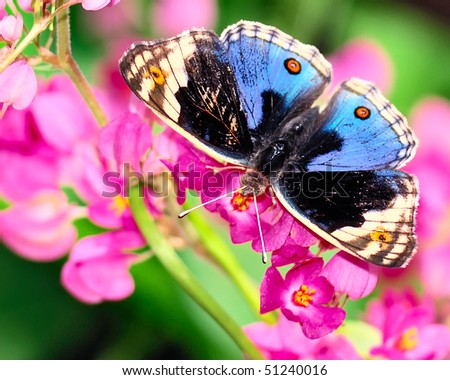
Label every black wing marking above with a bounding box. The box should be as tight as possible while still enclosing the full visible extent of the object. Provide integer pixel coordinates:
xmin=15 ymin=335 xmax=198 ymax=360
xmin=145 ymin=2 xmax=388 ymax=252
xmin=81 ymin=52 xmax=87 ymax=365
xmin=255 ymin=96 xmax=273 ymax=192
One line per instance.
xmin=119 ymin=30 xmax=253 ymax=165
xmin=273 ymin=169 xmax=418 ymax=267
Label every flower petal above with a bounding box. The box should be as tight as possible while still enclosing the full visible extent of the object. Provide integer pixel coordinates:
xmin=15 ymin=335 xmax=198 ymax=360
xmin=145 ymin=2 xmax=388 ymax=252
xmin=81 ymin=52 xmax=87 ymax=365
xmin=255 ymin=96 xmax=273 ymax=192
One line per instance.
xmin=244 ymin=322 xmax=283 ymax=353
xmin=271 ymin=240 xmax=311 ymax=267
xmin=0 ymin=59 xmax=37 ymax=110
xmin=309 ymin=276 xmax=335 ymax=304
xmin=62 ymin=252 xmax=138 ymax=304
xmin=252 ymin=204 xmax=293 ymax=252
xmin=70 ymin=230 xmax=144 ymax=261
xmin=260 ymin=266 xmax=285 ymax=314
xmin=0 ymin=147 xmax=59 ymax=201
xmin=407 ymin=324 xmax=450 ymax=360
xmin=283 ymin=304 xmax=346 ymax=339
xmin=322 ymin=250 xmax=378 ymax=300
xmin=82 ymin=0 xmax=116 ymax=11
xmin=284 ymin=258 xmax=324 ymax=290
xmin=1 ymin=13 xmax=23 ymax=41
xmin=0 ymin=190 xmax=79 ymax=261
xmin=99 ymin=112 xmax=152 ymax=171
xmin=61 ymin=230 xmax=142 ymax=303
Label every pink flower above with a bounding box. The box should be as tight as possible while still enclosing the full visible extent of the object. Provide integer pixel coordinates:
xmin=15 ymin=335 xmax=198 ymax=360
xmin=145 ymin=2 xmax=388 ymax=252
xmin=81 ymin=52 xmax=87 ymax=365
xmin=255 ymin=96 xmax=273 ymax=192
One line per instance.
xmin=250 ymin=203 xmax=318 ymax=253
xmin=0 ymin=190 xmax=81 ymax=261
xmin=271 ymin=239 xmax=312 ymax=267
xmin=0 ymin=75 xmax=100 ymax=202
xmin=96 ymin=111 xmax=163 ymax=218
xmin=158 ymin=128 xmax=222 ymax=204
xmin=17 ymin=0 xmax=33 ymax=12
xmin=406 ymin=98 xmax=450 ymax=241
xmin=99 ymin=112 xmax=152 ymax=172
xmin=85 ymin=2 xmax=140 ymax=38
xmin=0 ymin=107 xmax=59 ymax=201
xmin=61 ymin=230 xmax=144 ymax=304
xmin=31 ymin=76 xmax=98 ymax=152
xmin=403 ymin=98 xmax=450 ymax=297
xmin=322 ymin=251 xmax=378 ymax=300
xmin=419 ymin=244 xmax=450 ymax=298
xmin=328 ymin=38 xmax=393 ymax=94
xmin=367 ymin=289 xmax=450 ymax=359
xmin=152 ymin=0 xmax=217 ymax=37
xmin=260 ymin=258 xmax=346 ymax=339
xmin=245 ymin=315 xmax=361 ymax=360
xmin=81 ymin=0 xmax=120 ymax=11
xmin=0 ymin=13 xmax=23 ymax=42
xmin=0 ymin=59 xmax=37 ymax=111
xmin=88 ymin=189 xmax=137 ymax=230
xmin=0 ymin=70 xmax=153 ymax=304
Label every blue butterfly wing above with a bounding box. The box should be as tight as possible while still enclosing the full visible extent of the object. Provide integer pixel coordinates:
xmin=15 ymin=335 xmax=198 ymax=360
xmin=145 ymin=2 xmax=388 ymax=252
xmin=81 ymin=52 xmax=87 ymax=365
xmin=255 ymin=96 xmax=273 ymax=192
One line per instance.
xmin=272 ymin=78 xmax=419 ymax=267
xmin=304 ymin=78 xmax=418 ymax=171
xmin=220 ymin=20 xmax=331 ymax=135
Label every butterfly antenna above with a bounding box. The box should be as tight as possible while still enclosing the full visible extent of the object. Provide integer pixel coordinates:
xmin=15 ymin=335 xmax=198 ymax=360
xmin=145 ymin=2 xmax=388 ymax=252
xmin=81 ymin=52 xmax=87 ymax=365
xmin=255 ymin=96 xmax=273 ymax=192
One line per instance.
xmin=178 ymin=186 xmax=247 ymax=219
xmin=253 ymin=191 xmax=267 ymax=264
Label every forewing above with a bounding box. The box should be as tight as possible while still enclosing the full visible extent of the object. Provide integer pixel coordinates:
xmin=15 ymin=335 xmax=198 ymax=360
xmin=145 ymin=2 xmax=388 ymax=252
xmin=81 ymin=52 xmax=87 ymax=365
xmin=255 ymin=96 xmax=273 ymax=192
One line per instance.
xmin=119 ymin=30 xmax=253 ymax=165
xmin=220 ymin=20 xmax=331 ymax=137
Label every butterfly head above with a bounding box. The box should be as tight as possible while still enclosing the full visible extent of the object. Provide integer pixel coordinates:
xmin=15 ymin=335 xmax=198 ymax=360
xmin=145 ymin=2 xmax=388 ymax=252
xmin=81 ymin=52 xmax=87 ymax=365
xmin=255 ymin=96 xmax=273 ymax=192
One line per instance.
xmin=240 ymin=169 xmax=270 ymax=197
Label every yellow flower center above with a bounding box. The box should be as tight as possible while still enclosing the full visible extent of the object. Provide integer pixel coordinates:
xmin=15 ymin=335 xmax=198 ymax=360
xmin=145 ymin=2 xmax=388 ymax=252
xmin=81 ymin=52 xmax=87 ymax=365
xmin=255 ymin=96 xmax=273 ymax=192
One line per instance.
xmin=109 ymin=196 xmax=129 ymax=217
xmin=293 ymin=285 xmax=316 ymax=307
xmin=231 ymin=190 xmax=253 ymax=211
xmin=395 ymin=327 xmax=419 ymax=351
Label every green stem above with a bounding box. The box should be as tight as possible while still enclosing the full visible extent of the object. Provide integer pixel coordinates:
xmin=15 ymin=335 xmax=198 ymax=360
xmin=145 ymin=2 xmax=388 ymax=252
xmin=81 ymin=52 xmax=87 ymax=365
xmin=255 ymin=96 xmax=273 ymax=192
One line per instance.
xmin=0 ymin=1 xmax=77 ymax=73
xmin=185 ymin=208 xmax=276 ymax=324
xmin=55 ymin=1 xmax=108 ymax=127
xmin=63 ymin=55 xmax=109 ymax=126
xmin=129 ymin=186 xmax=264 ymax=360
xmin=56 ymin=0 xmax=71 ymax=62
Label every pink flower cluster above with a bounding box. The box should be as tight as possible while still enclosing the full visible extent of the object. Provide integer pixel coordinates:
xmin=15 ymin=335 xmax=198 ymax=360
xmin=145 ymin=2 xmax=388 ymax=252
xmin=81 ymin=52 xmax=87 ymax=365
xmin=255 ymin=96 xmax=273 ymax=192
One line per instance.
xmin=260 ymin=251 xmax=376 ymax=339
xmin=0 ymin=0 xmax=123 ymax=115
xmin=0 ymin=72 xmax=157 ymax=303
xmin=247 ymin=287 xmax=450 ymax=360
xmin=368 ymin=289 xmax=450 ymax=359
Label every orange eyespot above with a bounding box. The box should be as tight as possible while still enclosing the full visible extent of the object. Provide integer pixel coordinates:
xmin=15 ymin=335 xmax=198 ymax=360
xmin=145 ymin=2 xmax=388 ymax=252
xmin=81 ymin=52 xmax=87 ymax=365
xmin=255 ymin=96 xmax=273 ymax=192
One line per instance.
xmin=149 ymin=66 xmax=165 ymax=85
xmin=355 ymin=106 xmax=371 ymax=120
xmin=370 ymin=227 xmax=393 ymax=250
xmin=284 ymin=58 xmax=301 ymax=75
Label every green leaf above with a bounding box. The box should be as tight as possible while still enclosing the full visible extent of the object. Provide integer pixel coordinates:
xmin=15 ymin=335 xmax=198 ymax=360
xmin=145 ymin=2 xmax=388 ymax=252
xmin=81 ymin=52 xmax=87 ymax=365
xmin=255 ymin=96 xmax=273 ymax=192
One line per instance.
xmin=0 ymin=197 xmax=10 ymax=211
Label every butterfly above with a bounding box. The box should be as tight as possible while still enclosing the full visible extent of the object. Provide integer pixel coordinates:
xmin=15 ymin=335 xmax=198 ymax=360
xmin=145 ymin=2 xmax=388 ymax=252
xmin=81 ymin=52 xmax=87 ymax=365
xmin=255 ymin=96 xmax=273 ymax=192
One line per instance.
xmin=119 ymin=20 xmax=419 ymax=268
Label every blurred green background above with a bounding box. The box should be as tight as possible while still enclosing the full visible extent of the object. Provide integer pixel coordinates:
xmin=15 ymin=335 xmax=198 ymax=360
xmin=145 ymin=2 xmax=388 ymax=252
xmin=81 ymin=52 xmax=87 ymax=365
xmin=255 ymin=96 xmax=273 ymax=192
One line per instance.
xmin=1 ymin=0 xmax=449 ymax=359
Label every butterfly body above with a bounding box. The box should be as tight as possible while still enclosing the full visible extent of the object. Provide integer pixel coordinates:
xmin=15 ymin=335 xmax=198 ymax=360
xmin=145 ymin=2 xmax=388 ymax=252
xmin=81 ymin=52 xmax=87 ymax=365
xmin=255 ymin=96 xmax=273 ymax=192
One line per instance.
xmin=119 ymin=21 xmax=419 ymax=268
